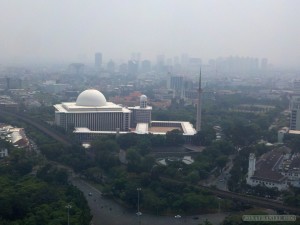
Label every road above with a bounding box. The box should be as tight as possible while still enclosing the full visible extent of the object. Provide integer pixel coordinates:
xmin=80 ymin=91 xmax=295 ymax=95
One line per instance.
xmin=71 ymin=178 xmax=228 ymax=225
xmin=201 ymin=155 xmax=235 ymax=191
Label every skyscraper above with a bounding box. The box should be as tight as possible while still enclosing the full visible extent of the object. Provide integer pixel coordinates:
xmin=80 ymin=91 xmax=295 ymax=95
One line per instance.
xmin=196 ymin=69 xmax=202 ymax=132
xmin=107 ymin=60 xmax=115 ymax=73
xmin=290 ymin=80 xmax=300 ymax=131
xmin=95 ymin=52 xmax=102 ymax=69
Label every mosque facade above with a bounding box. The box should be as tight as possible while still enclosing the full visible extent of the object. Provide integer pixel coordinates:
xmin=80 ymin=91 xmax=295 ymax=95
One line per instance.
xmin=54 ymin=89 xmax=196 ymax=141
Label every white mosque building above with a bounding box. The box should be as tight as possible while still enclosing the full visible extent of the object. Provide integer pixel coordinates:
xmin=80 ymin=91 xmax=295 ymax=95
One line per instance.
xmin=54 ymin=89 xmax=131 ymax=132
xmin=54 ymin=89 xmax=196 ymax=141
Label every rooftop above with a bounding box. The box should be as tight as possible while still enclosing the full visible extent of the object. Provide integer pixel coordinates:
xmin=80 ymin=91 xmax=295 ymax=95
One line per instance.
xmin=252 ymin=148 xmax=289 ymax=182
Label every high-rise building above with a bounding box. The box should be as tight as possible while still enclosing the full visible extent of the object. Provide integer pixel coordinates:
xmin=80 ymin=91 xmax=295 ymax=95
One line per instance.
xmin=188 ymin=58 xmax=202 ymax=72
xmin=128 ymin=60 xmax=139 ymax=76
xmin=107 ymin=60 xmax=115 ymax=73
xmin=156 ymin=54 xmax=165 ymax=72
xmin=261 ymin=58 xmax=268 ymax=71
xmin=119 ymin=63 xmax=128 ymax=74
xmin=168 ymin=75 xmax=184 ymax=98
xmin=293 ymin=80 xmax=300 ymax=94
xmin=290 ymin=80 xmax=300 ymax=131
xmin=6 ymin=77 xmax=22 ymax=89
xmin=141 ymin=60 xmax=151 ymax=73
xmin=196 ymin=69 xmax=202 ymax=132
xmin=290 ymin=96 xmax=300 ymax=130
xmin=95 ymin=52 xmax=102 ymax=69
xmin=181 ymin=54 xmax=189 ymax=68
xmin=69 ymin=63 xmax=85 ymax=75
xmin=131 ymin=52 xmax=141 ymax=62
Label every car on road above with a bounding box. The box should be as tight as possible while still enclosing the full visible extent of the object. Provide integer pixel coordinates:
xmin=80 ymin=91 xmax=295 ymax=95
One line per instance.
xmin=88 ymin=192 xmax=93 ymax=196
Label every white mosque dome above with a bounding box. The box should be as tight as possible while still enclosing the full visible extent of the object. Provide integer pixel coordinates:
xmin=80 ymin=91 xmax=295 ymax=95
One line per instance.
xmin=76 ymin=89 xmax=107 ymax=107
xmin=140 ymin=95 xmax=147 ymax=101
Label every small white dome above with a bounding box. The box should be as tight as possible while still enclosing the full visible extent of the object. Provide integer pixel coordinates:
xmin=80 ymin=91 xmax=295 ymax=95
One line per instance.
xmin=140 ymin=95 xmax=147 ymax=101
xmin=76 ymin=89 xmax=107 ymax=107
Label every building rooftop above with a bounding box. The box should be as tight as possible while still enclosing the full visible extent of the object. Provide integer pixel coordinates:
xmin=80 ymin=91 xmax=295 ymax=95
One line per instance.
xmin=133 ymin=121 xmax=196 ymax=136
xmin=289 ymin=130 xmax=300 ymax=135
xmin=74 ymin=127 xmax=128 ymax=134
xmin=135 ymin=123 xmax=149 ymax=134
xmin=54 ymin=102 xmax=131 ymax=113
xmin=252 ymin=148 xmax=289 ymax=182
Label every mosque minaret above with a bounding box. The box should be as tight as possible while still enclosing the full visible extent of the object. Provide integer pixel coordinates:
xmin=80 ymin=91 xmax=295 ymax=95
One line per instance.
xmin=196 ymin=69 xmax=202 ymax=132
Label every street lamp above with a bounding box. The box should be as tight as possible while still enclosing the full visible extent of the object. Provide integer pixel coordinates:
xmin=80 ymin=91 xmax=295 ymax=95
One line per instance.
xmin=217 ymin=197 xmax=222 ymax=214
xmin=137 ymin=188 xmax=142 ymax=213
xmin=65 ymin=203 xmax=72 ymax=225
xmin=136 ymin=188 xmax=142 ymax=224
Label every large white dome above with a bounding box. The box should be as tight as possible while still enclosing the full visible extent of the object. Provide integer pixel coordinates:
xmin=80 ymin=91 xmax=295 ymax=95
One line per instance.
xmin=76 ymin=89 xmax=107 ymax=107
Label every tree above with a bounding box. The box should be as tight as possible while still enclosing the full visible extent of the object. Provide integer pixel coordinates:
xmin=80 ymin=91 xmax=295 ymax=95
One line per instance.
xmin=126 ymin=147 xmax=142 ymax=172
xmin=192 ymin=127 xmax=216 ymax=146
xmin=150 ymin=134 xmax=166 ymax=147
xmin=84 ymin=167 xmax=103 ymax=182
xmin=216 ymin=155 xmax=228 ymax=171
xmin=136 ymin=136 xmax=152 ymax=156
xmin=117 ymin=133 xmax=138 ymax=149
xmin=223 ymin=120 xmax=262 ymax=147
xmin=284 ymin=133 xmax=300 ymax=152
xmin=92 ymin=138 xmax=120 ymax=170
xmin=166 ymin=129 xmax=184 ymax=146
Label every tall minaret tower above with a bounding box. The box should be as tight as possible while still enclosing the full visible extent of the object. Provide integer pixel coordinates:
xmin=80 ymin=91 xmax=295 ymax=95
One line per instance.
xmin=196 ymin=68 xmax=202 ymax=132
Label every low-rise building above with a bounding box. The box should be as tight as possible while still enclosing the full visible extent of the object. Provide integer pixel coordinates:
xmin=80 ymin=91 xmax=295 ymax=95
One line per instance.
xmin=0 ymin=125 xmax=29 ymax=148
xmin=247 ymin=147 xmax=300 ymax=191
xmin=0 ymin=95 xmax=19 ymax=111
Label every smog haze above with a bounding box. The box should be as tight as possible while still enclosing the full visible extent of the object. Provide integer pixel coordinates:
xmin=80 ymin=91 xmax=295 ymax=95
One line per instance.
xmin=0 ymin=0 xmax=299 ymax=68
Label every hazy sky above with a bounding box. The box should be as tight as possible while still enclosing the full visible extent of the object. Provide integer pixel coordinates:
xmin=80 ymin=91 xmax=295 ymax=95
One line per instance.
xmin=0 ymin=0 xmax=299 ymax=68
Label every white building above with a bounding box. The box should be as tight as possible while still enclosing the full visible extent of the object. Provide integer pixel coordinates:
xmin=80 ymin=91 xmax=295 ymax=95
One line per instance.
xmin=0 ymin=125 xmax=29 ymax=148
xmin=246 ymin=147 xmax=300 ymax=191
xmin=54 ymin=89 xmax=131 ymax=132
xmin=55 ymin=89 xmax=196 ymax=142
xmin=128 ymin=95 xmax=152 ymax=126
xmin=290 ymin=95 xmax=300 ymax=130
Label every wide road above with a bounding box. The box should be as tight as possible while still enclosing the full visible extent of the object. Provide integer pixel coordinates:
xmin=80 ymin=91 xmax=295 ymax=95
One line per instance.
xmin=71 ymin=178 xmax=228 ymax=225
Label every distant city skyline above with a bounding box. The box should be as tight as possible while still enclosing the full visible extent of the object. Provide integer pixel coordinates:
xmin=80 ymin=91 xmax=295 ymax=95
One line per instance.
xmin=0 ymin=1 xmax=299 ymax=69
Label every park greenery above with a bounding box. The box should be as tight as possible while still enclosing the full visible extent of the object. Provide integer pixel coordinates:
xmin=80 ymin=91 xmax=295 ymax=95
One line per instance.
xmin=1 ymin=87 xmax=298 ymax=221
xmin=0 ymin=140 xmax=92 ymax=225
xmin=89 ymin=134 xmax=224 ymax=214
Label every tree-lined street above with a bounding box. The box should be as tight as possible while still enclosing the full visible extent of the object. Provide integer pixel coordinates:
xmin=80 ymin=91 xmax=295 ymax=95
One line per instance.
xmin=72 ymin=178 xmax=228 ymax=225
